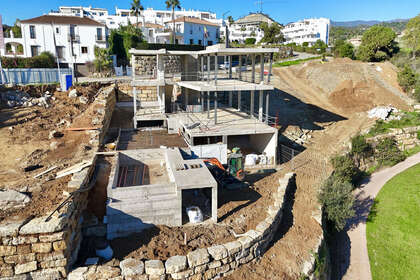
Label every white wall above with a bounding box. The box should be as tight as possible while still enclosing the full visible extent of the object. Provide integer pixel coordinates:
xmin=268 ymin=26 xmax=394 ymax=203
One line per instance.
xmin=249 ymin=132 xmax=278 ymax=164
xmin=165 ymin=21 xmax=219 ymax=46
xmin=283 ymin=18 xmax=330 ymax=46
xmin=190 ymin=143 xmax=228 ymax=164
xmin=19 ymin=23 xmax=107 ymax=64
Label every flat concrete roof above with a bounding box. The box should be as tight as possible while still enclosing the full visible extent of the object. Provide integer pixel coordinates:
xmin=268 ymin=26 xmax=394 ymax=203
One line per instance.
xmin=129 ymin=48 xmax=196 ymax=56
xmin=177 ymin=79 xmax=274 ymax=92
xmin=175 ymin=107 xmax=277 ymax=137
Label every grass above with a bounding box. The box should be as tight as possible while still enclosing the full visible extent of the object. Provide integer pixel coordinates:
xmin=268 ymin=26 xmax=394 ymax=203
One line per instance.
xmin=366 ymin=111 xmax=420 ymax=137
xmin=404 ymin=145 xmax=420 ymax=157
xmin=273 ymin=56 xmax=322 ymax=67
xmin=366 ymin=163 xmax=420 ymax=280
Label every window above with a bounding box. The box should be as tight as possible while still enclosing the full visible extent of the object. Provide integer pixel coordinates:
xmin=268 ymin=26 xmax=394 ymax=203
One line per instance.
xmin=96 ymin=28 xmax=103 ymax=41
xmin=189 ymin=39 xmax=194 ymax=45
xmin=81 ymin=47 xmax=88 ymax=54
xmin=29 ymin=25 xmax=36 ymax=39
xmin=30 ymin=46 xmax=39 ymax=57
xmin=56 ymin=46 xmax=64 ymax=58
xmin=56 ymin=27 xmax=60 ymax=34
xmin=208 ymin=41 xmax=213 ymax=46
xmin=198 ymin=39 xmax=202 ymax=45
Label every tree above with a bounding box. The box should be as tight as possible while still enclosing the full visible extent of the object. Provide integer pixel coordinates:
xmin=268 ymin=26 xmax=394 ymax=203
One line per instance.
xmin=227 ymin=16 xmax=234 ymax=25
xmin=260 ymin=22 xmax=284 ymax=44
xmin=397 ymin=64 xmax=417 ymax=92
xmin=312 ymin=39 xmax=328 ymax=53
xmin=165 ymin=0 xmax=181 ymax=44
xmin=318 ymin=176 xmax=355 ymax=231
xmin=357 ymin=26 xmax=397 ymax=62
xmin=11 ymin=19 xmax=21 ymax=38
xmin=245 ymin=38 xmax=256 ymax=45
xmin=93 ymin=47 xmax=112 ymax=73
xmin=331 ymin=155 xmax=361 ymax=184
xmin=130 ymin=0 xmax=144 ymax=27
xmin=334 ymin=39 xmax=355 ymax=59
xmin=108 ymin=25 xmax=144 ymax=65
xmin=403 ymin=14 xmax=420 ymax=59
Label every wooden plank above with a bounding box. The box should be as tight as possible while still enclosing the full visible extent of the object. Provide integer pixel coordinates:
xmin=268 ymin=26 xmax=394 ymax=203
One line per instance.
xmin=65 ymin=127 xmax=99 ymax=131
xmin=55 ymin=160 xmax=92 ymax=179
xmin=33 ymin=166 xmax=57 ymax=179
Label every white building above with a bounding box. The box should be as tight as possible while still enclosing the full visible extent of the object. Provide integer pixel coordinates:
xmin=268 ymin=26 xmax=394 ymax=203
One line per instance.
xmin=165 ymin=17 xmax=220 ymax=46
xmin=1 ymin=15 xmax=107 ymax=68
xmin=229 ymin=13 xmax=276 ymax=44
xmin=282 ymin=18 xmax=330 ymax=46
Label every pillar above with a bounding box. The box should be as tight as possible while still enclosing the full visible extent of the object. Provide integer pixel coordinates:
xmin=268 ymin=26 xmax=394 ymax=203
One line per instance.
xmin=229 ymin=91 xmax=232 ymax=107
xmin=228 ymin=55 xmax=232 ymax=79
xmin=238 ymin=91 xmax=241 ymax=111
xmin=201 ymin=92 xmax=204 ymax=111
xmin=265 ymin=91 xmax=270 ymax=124
xmin=201 ymin=55 xmax=204 ymax=81
xmin=133 ymin=86 xmax=137 ymax=129
xmin=258 ymin=90 xmax=263 ymax=121
xmin=214 ymin=54 xmax=218 ymax=85
xmin=207 ymin=91 xmax=210 ymax=119
xmin=214 ymin=92 xmax=218 ymax=125
xmin=251 ymin=54 xmax=256 ymax=83
xmin=268 ymin=53 xmax=273 ymax=84
xmin=211 ymin=186 xmax=218 ymax=223
xmin=239 ymin=55 xmax=242 ymax=80
xmin=260 ymin=54 xmax=264 ymax=84
xmin=250 ymin=90 xmax=254 ymax=118
xmin=185 ymin=88 xmax=188 ymax=110
xmin=207 ymin=55 xmax=211 ymax=81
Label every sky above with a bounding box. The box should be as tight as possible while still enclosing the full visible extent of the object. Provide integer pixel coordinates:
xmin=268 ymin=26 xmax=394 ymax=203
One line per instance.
xmin=1 ymin=0 xmax=420 ymax=25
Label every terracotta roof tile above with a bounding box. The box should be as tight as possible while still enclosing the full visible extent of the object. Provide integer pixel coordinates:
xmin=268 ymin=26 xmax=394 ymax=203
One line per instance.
xmin=166 ymin=16 xmax=219 ymax=27
xmin=20 ymin=15 xmax=105 ymax=26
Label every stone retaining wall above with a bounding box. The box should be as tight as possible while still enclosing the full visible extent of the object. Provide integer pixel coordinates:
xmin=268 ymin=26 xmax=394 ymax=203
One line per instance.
xmin=134 ymin=56 xmax=181 ymax=76
xmin=367 ymin=126 xmax=420 ymax=150
xmin=0 ymin=85 xmax=116 ymax=280
xmin=67 ymin=173 xmax=296 ymax=280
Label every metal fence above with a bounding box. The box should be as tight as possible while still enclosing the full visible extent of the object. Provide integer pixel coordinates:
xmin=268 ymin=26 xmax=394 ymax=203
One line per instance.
xmin=0 ymin=68 xmax=72 ymax=85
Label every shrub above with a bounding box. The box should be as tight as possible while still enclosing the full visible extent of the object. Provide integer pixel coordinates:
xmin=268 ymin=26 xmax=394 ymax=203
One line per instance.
xmin=0 ymin=51 xmax=56 ymax=68
xmin=244 ymin=38 xmax=256 ymax=45
xmin=318 ymin=176 xmax=355 ymax=231
xmin=351 ymin=135 xmax=372 ymax=157
xmin=331 ymin=155 xmax=362 ymax=184
xmin=337 ymin=42 xmax=355 ymax=59
xmin=375 ymin=137 xmax=406 ymax=166
xmin=397 ymin=64 xmax=417 ymax=92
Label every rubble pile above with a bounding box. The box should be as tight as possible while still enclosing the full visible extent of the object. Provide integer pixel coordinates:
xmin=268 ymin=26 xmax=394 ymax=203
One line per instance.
xmin=1 ymin=90 xmax=54 ymax=108
xmin=367 ymin=106 xmax=399 ymax=120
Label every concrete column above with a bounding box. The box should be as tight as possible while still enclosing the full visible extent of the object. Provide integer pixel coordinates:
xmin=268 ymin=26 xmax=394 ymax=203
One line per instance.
xmin=157 ymin=85 xmax=161 ymax=112
xmin=211 ymin=187 xmax=218 ymax=223
xmin=260 ymin=54 xmax=264 ymax=84
xmin=207 ymin=55 xmax=211 ymax=82
xmin=201 ymin=55 xmax=204 ymax=81
xmin=238 ymin=91 xmax=241 ymax=111
xmin=258 ymin=90 xmax=263 ymax=121
xmin=157 ymin=54 xmax=164 ymax=80
xmin=185 ymin=88 xmax=188 ymax=110
xmin=239 ymin=55 xmax=242 ymax=81
xmin=214 ymin=55 xmax=218 ymax=85
xmin=229 ymin=91 xmax=232 ymax=107
xmin=250 ymin=90 xmax=254 ymax=118
xmin=214 ymin=92 xmax=218 ymax=124
xmin=133 ymin=86 xmax=137 ymax=129
xmin=224 ymin=56 xmax=227 ymax=74
xmin=207 ymin=91 xmax=210 ymax=119
xmin=251 ymin=54 xmax=256 ymax=83
xmin=228 ymin=55 xmax=232 ymax=79
xmin=265 ymin=91 xmax=270 ymax=124
xmin=268 ymin=53 xmax=273 ymax=84
xmin=201 ymin=92 xmax=204 ymax=111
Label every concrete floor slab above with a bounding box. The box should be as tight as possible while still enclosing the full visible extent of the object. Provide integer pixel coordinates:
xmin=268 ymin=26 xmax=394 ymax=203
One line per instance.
xmin=177 ymin=79 xmax=274 ymax=92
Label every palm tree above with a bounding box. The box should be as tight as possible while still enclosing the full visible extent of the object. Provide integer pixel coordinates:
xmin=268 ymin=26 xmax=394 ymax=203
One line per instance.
xmin=131 ymin=0 xmax=144 ymax=27
xmin=165 ymin=0 xmax=181 ymax=44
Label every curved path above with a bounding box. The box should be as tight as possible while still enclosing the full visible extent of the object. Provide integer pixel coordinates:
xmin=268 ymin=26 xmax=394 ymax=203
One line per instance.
xmin=333 ymin=152 xmax=420 ymax=280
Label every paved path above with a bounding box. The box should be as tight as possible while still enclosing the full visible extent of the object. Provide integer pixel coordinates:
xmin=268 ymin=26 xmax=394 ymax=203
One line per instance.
xmin=332 ymin=152 xmax=420 ymax=280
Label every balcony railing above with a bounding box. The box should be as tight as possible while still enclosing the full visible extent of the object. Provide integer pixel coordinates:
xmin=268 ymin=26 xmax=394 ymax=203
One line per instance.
xmin=68 ymin=34 xmax=80 ymax=42
xmin=95 ymin=35 xmax=107 ymax=42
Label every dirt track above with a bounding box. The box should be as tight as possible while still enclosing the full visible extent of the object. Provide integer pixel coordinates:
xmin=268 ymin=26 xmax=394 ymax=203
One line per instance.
xmin=226 ymin=58 xmax=412 ymax=279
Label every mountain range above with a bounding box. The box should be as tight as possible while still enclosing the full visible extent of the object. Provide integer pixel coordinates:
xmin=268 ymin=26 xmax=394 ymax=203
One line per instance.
xmin=332 ymin=19 xmax=409 ymax=27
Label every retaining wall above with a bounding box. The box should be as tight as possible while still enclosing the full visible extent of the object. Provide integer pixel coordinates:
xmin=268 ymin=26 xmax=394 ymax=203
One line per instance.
xmin=0 ymin=85 xmax=116 ymax=279
xmin=134 ymin=56 xmax=181 ymax=76
xmin=67 ymin=173 xmax=296 ymax=280
xmin=367 ymin=126 xmax=420 ymax=150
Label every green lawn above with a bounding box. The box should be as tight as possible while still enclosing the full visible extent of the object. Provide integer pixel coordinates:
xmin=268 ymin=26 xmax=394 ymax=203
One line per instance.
xmin=272 ymin=56 xmax=322 ymax=67
xmin=366 ymin=163 xmax=420 ymax=280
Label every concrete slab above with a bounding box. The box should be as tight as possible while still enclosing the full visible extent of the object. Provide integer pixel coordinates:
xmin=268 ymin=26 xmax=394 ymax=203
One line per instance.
xmin=177 ymin=79 xmax=274 ymax=92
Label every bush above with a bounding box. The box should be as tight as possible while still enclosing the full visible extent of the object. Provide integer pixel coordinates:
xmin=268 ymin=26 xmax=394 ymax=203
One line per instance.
xmin=331 ymin=155 xmax=362 ymax=184
xmin=318 ymin=176 xmax=355 ymax=231
xmin=351 ymin=135 xmax=372 ymax=157
xmin=336 ymin=42 xmax=355 ymax=59
xmin=0 ymin=51 xmax=56 ymax=68
xmin=397 ymin=64 xmax=417 ymax=92
xmin=375 ymin=137 xmax=406 ymax=166
xmin=244 ymin=38 xmax=256 ymax=45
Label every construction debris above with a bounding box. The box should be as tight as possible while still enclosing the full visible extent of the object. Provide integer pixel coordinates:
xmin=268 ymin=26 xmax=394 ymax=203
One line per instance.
xmin=69 ymin=88 xmax=78 ymax=98
xmin=0 ymin=190 xmax=31 ymax=211
xmin=33 ymin=166 xmax=58 ymax=179
xmin=56 ymin=160 xmax=92 ymax=179
xmin=367 ymin=106 xmax=398 ymax=120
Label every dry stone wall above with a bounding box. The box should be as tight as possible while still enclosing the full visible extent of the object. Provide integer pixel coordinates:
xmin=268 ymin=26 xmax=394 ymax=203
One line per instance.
xmin=67 ymin=173 xmax=296 ymax=280
xmin=0 ymin=85 xmax=116 ymax=280
xmin=367 ymin=126 xmax=420 ymax=150
xmin=134 ymin=56 xmax=181 ymax=76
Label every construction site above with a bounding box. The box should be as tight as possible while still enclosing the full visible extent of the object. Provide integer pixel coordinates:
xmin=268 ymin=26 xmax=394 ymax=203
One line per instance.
xmin=0 ymin=43 xmax=414 ymax=279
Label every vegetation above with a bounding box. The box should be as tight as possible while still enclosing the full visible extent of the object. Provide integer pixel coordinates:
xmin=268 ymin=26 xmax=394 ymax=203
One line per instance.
xmin=259 ymin=22 xmax=284 ymax=44
xmin=227 ymin=16 xmax=234 ymax=25
xmin=0 ymin=52 xmax=56 ymax=68
xmin=3 ymin=19 xmax=22 ymax=38
xmin=165 ymin=0 xmax=181 ymax=44
xmin=367 ymin=112 xmax=420 ymax=137
xmin=130 ymin=0 xmax=144 ymax=26
xmin=403 ymin=14 xmax=420 ymax=59
xmin=331 ymin=155 xmax=362 ymax=184
xmin=318 ymin=175 xmax=355 ymax=231
xmin=286 ymin=40 xmax=328 ymax=55
xmin=93 ymin=46 xmax=113 ymax=73
xmin=351 ymin=135 xmax=372 ymax=158
xmin=357 ymin=26 xmax=398 ymax=62
xmin=244 ymin=38 xmax=256 ymax=45
xmin=375 ymin=138 xmax=406 ymax=166
xmin=333 ymin=39 xmax=355 ymax=59
xmin=272 ymin=56 xmax=322 ymax=67
xmin=397 ymin=64 xmax=418 ymax=92
xmin=108 ymin=25 xmax=144 ymax=65
xmin=367 ymin=163 xmax=420 ymax=280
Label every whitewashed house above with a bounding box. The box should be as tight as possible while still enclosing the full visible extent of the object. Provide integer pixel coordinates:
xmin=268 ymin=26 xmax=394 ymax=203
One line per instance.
xmin=165 ymin=17 xmax=220 ymax=46
xmin=229 ymin=13 xmax=276 ymax=44
xmin=7 ymin=15 xmax=108 ymax=71
xmin=282 ymin=18 xmax=330 ymax=46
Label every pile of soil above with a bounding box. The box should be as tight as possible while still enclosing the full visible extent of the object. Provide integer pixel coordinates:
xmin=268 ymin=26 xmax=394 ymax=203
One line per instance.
xmin=0 ymin=84 xmax=105 ymax=221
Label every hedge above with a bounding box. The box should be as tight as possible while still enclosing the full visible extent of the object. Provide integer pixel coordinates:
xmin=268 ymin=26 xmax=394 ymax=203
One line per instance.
xmin=1 ymin=52 xmax=56 ymax=69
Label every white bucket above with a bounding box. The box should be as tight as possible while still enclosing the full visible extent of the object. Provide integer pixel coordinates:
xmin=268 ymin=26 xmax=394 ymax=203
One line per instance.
xmin=186 ymin=206 xmax=203 ymax=224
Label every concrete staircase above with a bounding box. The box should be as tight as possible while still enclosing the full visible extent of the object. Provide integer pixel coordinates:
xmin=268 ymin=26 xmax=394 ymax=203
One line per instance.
xmin=106 ymin=183 xmax=180 ymax=239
